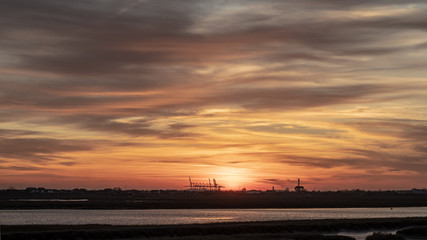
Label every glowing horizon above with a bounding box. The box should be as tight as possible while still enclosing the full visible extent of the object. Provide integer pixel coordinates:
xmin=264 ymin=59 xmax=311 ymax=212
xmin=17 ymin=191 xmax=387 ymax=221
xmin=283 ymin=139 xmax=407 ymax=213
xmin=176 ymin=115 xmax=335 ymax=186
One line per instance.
xmin=1 ymin=1 xmax=426 ymax=191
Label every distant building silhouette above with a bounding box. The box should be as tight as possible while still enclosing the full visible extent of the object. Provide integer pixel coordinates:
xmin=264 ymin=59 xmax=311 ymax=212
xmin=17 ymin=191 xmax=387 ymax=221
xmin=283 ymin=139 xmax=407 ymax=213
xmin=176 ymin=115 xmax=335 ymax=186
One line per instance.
xmin=294 ymin=178 xmax=305 ymax=192
xmin=187 ymin=177 xmax=224 ymax=191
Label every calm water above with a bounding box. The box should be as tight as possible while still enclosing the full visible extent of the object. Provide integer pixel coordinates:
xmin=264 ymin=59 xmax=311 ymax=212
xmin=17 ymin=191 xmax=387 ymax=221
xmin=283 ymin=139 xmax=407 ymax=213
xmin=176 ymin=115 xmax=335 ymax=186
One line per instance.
xmin=1 ymin=207 xmax=427 ymax=225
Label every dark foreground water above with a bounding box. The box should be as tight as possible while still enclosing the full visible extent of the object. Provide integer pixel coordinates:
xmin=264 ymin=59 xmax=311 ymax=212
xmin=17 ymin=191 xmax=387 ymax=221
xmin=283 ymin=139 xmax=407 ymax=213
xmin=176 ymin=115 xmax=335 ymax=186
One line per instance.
xmin=1 ymin=207 xmax=427 ymax=225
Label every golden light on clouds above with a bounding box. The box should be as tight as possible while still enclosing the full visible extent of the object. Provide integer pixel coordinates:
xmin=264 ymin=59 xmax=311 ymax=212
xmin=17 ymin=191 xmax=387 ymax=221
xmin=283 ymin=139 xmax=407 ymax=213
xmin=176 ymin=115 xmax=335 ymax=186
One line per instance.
xmin=0 ymin=0 xmax=426 ymax=190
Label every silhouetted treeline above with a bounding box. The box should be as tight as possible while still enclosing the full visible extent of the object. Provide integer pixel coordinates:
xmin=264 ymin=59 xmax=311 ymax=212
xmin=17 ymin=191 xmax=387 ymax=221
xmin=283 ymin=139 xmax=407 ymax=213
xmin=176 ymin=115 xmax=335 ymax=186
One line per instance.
xmin=1 ymin=188 xmax=427 ymax=209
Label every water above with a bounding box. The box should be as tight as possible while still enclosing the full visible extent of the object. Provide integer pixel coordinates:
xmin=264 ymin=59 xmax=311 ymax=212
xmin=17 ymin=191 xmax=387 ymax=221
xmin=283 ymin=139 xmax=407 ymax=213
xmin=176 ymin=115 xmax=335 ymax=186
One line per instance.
xmin=335 ymin=230 xmax=398 ymax=240
xmin=1 ymin=207 xmax=427 ymax=225
xmin=8 ymin=199 xmax=88 ymax=202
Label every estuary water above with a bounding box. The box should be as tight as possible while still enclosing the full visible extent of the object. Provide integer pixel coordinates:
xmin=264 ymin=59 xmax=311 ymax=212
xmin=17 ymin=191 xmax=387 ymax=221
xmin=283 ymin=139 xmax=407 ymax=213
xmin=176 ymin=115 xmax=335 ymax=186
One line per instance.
xmin=1 ymin=207 xmax=427 ymax=225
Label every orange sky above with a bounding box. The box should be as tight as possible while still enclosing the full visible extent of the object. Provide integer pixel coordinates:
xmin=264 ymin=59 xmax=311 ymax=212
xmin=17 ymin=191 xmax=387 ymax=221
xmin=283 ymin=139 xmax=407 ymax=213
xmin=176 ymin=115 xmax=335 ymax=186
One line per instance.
xmin=0 ymin=0 xmax=426 ymax=190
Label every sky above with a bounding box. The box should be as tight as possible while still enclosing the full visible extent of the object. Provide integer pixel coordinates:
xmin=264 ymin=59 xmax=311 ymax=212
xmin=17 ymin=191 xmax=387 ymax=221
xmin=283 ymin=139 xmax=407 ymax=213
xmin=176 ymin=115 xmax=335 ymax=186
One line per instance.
xmin=0 ymin=0 xmax=426 ymax=191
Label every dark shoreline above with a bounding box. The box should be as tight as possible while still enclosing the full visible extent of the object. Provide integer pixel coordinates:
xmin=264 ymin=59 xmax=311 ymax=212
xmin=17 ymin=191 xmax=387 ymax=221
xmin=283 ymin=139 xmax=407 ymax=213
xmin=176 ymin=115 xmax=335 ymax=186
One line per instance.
xmin=2 ymin=217 xmax=427 ymax=240
xmin=2 ymin=190 xmax=427 ymax=209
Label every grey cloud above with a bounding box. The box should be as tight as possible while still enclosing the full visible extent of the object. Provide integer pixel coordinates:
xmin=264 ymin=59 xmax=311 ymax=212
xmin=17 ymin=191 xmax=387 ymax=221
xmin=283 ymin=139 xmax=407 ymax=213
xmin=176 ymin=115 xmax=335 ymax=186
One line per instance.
xmin=0 ymin=165 xmax=42 ymax=171
xmin=260 ymin=178 xmax=293 ymax=187
xmin=241 ymin=152 xmax=361 ymax=169
xmin=150 ymin=160 xmax=187 ymax=164
xmin=1 ymin=0 xmax=425 ymax=115
xmin=243 ymin=149 xmax=427 ymax=174
xmin=181 ymin=83 xmax=386 ymax=112
xmin=0 ymin=0 xmax=424 ymax=152
xmin=280 ymin=155 xmax=366 ymax=169
xmin=58 ymin=161 xmax=78 ymax=166
xmin=1 ymin=0 xmax=426 ymax=190
xmin=246 ymin=123 xmax=344 ymax=136
xmin=299 ymin=0 xmax=427 ymax=9
xmin=0 ymin=129 xmax=40 ymax=137
xmin=2 ymin=83 xmax=393 ymax=114
xmin=205 ymin=84 xmax=396 ymax=110
xmin=0 ymin=90 xmax=145 ymax=109
xmin=0 ymin=138 xmax=92 ymax=162
xmin=344 ymin=148 xmax=427 ymax=172
xmin=51 ymin=115 xmax=198 ymax=138
xmin=1 ymin=0 xmax=426 ymax=78
xmin=351 ymin=10 xmax=427 ymax=31
xmin=65 ymin=115 xmax=158 ymax=136
xmin=346 ymin=119 xmax=427 ymax=143
xmin=414 ymin=145 xmax=427 ymax=153
xmin=0 ymin=0 xmax=197 ymax=75
xmin=168 ymin=124 xmax=195 ymax=130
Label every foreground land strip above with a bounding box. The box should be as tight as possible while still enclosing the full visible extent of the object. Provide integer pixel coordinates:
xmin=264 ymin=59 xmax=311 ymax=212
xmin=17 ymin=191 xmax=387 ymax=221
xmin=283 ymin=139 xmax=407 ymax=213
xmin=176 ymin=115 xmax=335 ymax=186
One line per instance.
xmin=2 ymin=217 xmax=427 ymax=240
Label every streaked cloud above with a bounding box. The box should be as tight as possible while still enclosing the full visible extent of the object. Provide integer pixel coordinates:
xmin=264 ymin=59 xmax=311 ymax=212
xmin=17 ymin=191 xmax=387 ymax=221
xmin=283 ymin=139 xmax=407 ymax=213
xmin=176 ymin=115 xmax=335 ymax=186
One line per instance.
xmin=0 ymin=0 xmax=426 ymax=190
xmin=0 ymin=138 xmax=93 ymax=162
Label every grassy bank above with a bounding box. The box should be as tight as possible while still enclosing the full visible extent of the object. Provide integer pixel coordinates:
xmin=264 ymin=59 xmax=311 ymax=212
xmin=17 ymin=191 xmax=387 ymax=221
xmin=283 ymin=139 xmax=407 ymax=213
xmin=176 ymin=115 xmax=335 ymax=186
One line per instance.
xmin=2 ymin=217 xmax=427 ymax=240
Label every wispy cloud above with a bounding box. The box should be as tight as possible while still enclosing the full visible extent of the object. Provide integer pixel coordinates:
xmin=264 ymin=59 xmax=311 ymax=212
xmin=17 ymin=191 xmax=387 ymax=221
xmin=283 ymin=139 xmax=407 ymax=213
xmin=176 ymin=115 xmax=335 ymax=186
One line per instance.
xmin=0 ymin=138 xmax=92 ymax=162
xmin=1 ymin=0 xmax=426 ymax=189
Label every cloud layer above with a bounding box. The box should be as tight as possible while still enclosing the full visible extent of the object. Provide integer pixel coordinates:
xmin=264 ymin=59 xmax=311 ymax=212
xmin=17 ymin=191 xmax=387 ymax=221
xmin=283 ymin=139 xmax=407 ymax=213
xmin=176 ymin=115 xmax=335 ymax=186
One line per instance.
xmin=1 ymin=0 xmax=426 ymax=190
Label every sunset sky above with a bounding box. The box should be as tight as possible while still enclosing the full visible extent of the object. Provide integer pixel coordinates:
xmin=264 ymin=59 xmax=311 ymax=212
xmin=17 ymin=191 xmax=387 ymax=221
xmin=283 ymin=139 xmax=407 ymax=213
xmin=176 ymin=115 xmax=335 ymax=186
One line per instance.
xmin=1 ymin=0 xmax=426 ymax=191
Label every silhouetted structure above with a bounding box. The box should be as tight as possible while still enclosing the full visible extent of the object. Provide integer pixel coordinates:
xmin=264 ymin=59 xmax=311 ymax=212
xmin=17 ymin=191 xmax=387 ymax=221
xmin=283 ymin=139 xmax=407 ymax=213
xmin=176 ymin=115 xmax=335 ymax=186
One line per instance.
xmin=188 ymin=177 xmax=224 ymax=191
xmin=294 ymin=178 xmax=305 ymax=192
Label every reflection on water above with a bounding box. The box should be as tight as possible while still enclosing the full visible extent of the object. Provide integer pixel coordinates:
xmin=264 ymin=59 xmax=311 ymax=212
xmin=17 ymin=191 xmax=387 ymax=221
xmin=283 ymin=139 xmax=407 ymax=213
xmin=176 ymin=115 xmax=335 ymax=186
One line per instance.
xmin=0 ymin=207 xmax=427 ymax=225
xmin=335 ymin=230 xmax=398 ymax=240
xmin=8 ymin=199 xmax=89 ymax=202
xmin=193 ymin=217 xmax=234 ymax=220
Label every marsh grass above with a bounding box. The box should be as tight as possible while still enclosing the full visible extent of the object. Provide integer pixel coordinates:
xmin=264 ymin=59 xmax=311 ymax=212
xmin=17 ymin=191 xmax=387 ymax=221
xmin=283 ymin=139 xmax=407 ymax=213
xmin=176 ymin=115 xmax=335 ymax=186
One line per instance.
xmin=397 ymin=226 xmax=427 ymax=239
xmin=2 ymin=217 xmax=427 ymax=240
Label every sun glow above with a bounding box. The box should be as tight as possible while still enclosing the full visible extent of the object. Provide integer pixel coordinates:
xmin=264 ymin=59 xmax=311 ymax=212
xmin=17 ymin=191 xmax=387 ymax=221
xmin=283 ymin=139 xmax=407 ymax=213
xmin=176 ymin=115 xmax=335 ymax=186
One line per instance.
xmin=213 ymin=167 xmax=252 ymax=190
xmin=1 ymin=1 xmax=426 ymax=191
